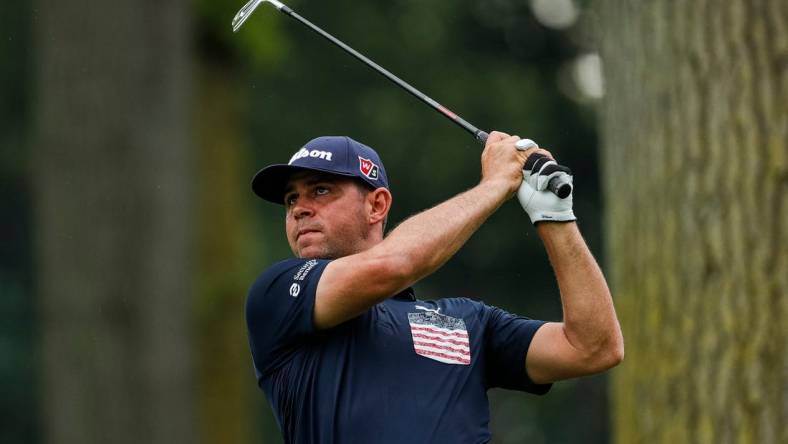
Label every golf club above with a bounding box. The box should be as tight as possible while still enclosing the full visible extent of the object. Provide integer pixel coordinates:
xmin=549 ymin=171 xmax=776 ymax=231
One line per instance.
xmin=232 ymin=0 xmax=573 ymax=198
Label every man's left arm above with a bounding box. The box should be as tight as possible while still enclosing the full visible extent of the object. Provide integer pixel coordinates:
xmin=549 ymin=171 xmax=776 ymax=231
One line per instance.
xmin=525 ymin=222 xmax=624 ymax=384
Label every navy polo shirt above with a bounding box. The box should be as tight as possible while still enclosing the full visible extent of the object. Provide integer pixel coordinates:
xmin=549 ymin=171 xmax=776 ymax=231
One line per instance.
xmin=246 ymin=258 xmax=551 ymax=444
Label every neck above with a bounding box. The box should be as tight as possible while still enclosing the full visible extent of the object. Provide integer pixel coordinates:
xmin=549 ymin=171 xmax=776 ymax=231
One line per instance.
xmin=351 ymin=228 xmax=384 ymax=255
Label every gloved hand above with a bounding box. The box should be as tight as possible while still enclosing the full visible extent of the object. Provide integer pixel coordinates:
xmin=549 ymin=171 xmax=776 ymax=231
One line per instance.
xmin=517 ymin=152 xmax=576 ymax=224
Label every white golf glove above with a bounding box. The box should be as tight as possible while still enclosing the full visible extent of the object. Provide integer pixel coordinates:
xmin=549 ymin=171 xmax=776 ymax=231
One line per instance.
xmin=517 ymin=152 xmax=576 ymax=224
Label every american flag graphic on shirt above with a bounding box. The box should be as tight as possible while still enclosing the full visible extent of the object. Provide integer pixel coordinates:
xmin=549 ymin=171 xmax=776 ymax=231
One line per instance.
xmin=408 ymin=312 xmax=471 ymax=365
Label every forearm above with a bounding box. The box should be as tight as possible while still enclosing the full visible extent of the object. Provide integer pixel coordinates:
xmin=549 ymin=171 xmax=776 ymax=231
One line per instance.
xmin=537 ymin=222 xmax=623 ymax=361
xmin=372 ymin=179 xmax=509 ymax=285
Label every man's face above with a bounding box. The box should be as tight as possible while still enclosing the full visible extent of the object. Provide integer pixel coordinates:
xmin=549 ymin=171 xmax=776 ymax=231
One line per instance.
xmin=283 ymin=171 xmax=371 ymax=259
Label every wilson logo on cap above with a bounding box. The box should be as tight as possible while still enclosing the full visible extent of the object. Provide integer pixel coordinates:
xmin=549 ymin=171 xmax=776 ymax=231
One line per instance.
xmin=289 ymin=147 xmax=333 ymax=164
xmin=358 ymin=156 xmax=379 ymax=180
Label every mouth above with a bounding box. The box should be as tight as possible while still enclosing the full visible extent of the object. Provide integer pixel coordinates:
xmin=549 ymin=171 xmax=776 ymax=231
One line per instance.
xmin=297 ymin=228 xmax=321 ymax=240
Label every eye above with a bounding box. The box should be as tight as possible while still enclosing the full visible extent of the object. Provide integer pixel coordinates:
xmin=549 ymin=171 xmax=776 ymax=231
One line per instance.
xmin=315 ymin=185 xmax=330 ymax=195
xmin=284 ymin=193 xmax=297 ymax=207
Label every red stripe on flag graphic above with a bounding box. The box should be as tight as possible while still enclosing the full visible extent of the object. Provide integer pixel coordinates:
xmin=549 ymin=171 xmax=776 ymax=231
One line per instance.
xmin=410 ymin=325 xmax=469 ymax=338
xmin=413 ymin=348 xmax=471 ymax=365
xmin=413 ymin=340 xmax=469 ymax=354
xmin=411 ymin=333 xmax=469 ymax=347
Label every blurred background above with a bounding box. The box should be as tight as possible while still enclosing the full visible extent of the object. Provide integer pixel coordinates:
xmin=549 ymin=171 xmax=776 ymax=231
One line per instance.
xmin=1 ymin=0 xmax=784 ymax=443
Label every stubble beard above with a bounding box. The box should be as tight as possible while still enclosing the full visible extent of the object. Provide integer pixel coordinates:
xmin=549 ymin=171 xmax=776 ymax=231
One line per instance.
xmin=297 ymin=212 xmax=369 ymax=260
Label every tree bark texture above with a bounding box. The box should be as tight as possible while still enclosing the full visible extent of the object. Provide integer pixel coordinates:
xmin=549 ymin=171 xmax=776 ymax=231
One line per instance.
xmin=32 ymin=0 xmax=196 ymax=442
xmin=595 ymin=1 xmax=787 ymax=443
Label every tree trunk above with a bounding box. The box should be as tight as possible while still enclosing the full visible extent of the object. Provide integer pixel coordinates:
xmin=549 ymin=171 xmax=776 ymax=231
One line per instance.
xmin=32 ymin=0 xmax=197 ymax=442
xmin=595 ymin=0 xmax=787 ymax=443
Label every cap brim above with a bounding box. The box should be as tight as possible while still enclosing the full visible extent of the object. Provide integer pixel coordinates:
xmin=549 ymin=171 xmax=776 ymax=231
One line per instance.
xmin=251 ymin=164 xmax=361 ymax=204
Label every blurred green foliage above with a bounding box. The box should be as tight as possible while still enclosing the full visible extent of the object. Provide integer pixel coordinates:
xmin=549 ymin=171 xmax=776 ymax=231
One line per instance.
xmin=197 ymin=0 xmax=291 ymax=67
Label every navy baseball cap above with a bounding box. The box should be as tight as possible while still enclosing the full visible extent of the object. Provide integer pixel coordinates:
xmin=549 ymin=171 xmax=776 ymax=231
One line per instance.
xmin=252 ymin=136 xmax=390 ymax=204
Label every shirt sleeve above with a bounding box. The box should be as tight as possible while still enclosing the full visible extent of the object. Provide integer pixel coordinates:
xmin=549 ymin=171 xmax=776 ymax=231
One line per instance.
xmin=482 ymin=303 xmax=552 ymax=394
xmin=245 ymin=258 xmax=331 ymax=379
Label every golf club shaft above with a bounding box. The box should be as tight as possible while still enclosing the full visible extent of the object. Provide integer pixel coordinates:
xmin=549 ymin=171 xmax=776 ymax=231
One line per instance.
xmin=263 ymin=1 xmax=571 ymax=198
xmin=275 ymin=4 xmax=487 ymax=142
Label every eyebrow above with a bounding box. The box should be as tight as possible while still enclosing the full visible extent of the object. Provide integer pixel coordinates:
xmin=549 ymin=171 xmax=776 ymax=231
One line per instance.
xmin=283 ymin=175 xmax=337 ymax=195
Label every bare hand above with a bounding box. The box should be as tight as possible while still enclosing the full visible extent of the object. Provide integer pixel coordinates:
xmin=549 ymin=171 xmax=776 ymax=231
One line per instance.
xmin=480 ymin=131 xmax=555 ymax=198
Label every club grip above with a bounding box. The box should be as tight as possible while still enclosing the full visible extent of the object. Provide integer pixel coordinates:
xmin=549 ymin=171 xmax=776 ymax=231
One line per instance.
xmin=548 ymin=176 xmax=573 ymax=198
xmin=477 ymin=130 xmax=571 ymax=199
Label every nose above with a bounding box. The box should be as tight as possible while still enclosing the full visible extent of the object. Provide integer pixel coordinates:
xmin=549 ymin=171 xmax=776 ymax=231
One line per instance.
xmin=291 ymin=198 xmax=315 ymax=220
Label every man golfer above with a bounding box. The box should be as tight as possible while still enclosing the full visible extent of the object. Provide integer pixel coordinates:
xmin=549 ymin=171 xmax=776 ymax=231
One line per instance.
xmin=246 ymin=132 xmax=623 ymax=443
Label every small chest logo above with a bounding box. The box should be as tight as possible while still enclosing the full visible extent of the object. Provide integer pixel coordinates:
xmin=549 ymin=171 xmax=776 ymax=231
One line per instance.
xmin=408 ymin=312 xmax=471 ymax=365
xmin=289 ymin=283 xmax=301 ymax=297
xmin=358 ymin=156 xmax=379 ymax=180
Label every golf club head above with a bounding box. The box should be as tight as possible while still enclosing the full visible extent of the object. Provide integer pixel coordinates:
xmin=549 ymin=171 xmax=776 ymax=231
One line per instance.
xmin=232 ymin=0 xmax=264 ymax=32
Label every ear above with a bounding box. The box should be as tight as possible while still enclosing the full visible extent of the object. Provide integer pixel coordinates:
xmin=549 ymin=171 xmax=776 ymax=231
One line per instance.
xmin=365 ymin=188 xmax=392 ymax=226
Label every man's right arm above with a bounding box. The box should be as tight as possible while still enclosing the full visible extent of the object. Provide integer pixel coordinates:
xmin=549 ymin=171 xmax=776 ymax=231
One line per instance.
xmin=313 ymin=132 xmax=532 ymax=329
